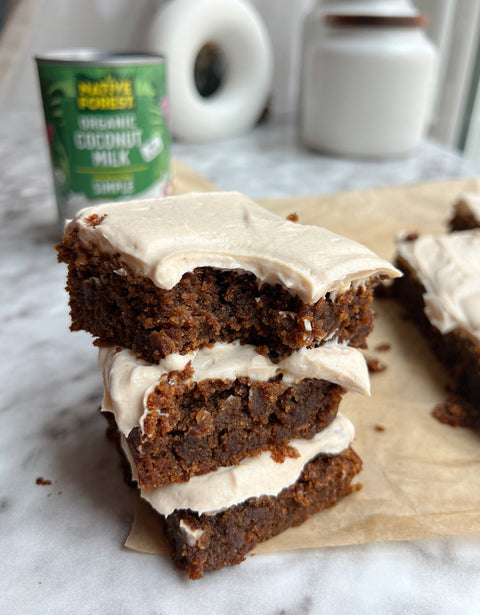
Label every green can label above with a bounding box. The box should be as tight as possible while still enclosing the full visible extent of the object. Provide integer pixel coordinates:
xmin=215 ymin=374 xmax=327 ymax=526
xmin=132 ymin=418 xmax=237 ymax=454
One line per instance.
xmin=36 ymin=54 xmax=171 ymax=223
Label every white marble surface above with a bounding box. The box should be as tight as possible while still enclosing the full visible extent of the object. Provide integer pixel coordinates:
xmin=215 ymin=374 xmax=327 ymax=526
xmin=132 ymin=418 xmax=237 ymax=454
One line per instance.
xmin=2 ymin=111 xmax=480 ymax=615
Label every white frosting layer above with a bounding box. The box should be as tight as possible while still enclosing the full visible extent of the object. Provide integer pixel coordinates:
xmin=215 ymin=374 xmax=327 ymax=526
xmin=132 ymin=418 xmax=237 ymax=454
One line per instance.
xmin=69 ymin=191 xmax=400 ymax=303
xmin=140 ymin=413 xmax=354 ymax=516
xmin=456 ymin=193 xmax=480 ymax=222
xmin=397 ymin=230 xmax=480 ymax=339
xmin=99 ymin=341 xmax=370 ymax=436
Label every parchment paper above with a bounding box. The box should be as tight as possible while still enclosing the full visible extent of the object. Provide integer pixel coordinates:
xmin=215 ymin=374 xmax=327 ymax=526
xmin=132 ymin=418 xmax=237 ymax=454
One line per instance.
xmin=125 ymin=169 xmax=480 ymax=556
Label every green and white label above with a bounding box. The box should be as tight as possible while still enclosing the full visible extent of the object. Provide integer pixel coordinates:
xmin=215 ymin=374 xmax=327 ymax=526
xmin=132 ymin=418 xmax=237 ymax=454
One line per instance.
xmin=37 ymin=60 xmax=171 ymax=222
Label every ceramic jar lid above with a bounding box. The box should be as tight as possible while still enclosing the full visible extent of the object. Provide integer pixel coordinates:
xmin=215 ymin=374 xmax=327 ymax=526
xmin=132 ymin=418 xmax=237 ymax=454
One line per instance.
xmin=323 ymin=14 xmax=427 ymax=27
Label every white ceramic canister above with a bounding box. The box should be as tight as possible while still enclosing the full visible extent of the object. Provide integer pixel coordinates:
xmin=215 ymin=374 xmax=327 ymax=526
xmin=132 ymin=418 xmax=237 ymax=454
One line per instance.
xmin=299 ymin=0 xmax=437 ymax=157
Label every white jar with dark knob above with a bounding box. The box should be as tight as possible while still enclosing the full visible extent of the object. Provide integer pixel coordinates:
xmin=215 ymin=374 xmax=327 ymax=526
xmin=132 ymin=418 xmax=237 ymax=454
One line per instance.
xmin=299 ymin=0 xmax=437 ymax=157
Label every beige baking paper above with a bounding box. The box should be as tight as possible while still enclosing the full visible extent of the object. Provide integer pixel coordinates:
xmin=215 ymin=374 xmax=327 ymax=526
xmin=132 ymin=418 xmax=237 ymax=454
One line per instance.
xmin=125 ymin=168 xmax=480 ymax=556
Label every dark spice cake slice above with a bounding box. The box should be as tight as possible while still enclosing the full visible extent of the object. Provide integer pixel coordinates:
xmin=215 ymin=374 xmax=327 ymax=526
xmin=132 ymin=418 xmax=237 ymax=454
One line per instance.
xmin=57 ymin=192 xmax=400 ymax=362
xmin=449 ymin=193 xmax=480 ymax=231
xmin=101 ymin=341 xmax=370 ymax=488
xmin=392 ymin=230 xmax=480 ymax=412
xmin=164 ymin=446 xmax=362 ymax=579
xmin=120 ymin=412 xmax=361 ymax=579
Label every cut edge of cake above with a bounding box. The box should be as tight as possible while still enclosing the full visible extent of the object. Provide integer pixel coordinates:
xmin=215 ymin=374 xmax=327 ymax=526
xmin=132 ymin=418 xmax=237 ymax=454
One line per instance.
xmin=57 ymin=192 xmax=401 ymax=362
xmin=100 ymin=342 xmax=370 ymax=488
xmin=392 ymin=230 xmax=480 ymax=413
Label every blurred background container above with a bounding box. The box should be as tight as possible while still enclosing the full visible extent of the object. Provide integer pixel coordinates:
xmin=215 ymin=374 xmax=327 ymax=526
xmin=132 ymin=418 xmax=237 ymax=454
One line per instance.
xmin=299 ymin=1 xmax=438 ymax=157
xmin=0 ymin=0 xmax=479 ymax=159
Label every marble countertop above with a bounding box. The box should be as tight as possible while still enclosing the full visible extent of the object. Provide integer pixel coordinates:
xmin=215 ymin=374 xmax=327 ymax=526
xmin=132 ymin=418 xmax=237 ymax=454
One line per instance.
xmin=2 ymin=111 xmax=480 ymax=615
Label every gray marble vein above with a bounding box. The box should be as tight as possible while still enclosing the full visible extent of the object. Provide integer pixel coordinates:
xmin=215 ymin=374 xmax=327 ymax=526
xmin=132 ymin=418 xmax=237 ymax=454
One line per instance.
xmin=172 ymin=117 xmax=480 ymax=200
xmin=1 ymin=110 xmax=480 ymax=615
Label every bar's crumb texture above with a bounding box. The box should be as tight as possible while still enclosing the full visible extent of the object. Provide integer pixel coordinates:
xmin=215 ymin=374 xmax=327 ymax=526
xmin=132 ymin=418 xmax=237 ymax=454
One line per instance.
xmin=164 ymin=447 xmax=362 ymax=579
xmin=432 ymin=395 xmax=480 ymax=430
xmin=131 ymin=368 xmax=344 ymax=488
xmin=57 ymin=232 xmax=377 ymax=362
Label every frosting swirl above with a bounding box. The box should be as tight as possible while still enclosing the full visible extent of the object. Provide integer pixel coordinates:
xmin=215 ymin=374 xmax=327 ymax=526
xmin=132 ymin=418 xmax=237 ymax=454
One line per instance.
xmin=397 ymin=230 xmax=480 ymax=339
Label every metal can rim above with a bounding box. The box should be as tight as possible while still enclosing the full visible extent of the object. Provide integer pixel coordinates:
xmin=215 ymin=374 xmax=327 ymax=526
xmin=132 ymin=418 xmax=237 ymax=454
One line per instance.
xmin=35 ymin=49 xmax=166 ymax=66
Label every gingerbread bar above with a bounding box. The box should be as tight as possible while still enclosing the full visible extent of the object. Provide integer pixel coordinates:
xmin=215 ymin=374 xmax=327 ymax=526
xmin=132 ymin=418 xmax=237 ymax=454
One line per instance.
xmin=57 ymin=192 xmax=399 ymax=361
xmin=101 ymin=341 xmax=370 ymax=488
xmin=392 ymin=230 xmax=480 ymax=413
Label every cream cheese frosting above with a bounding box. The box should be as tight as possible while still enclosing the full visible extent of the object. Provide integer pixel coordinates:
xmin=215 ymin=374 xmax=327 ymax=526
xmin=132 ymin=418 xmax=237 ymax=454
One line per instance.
xmin=99 ymin=341 xmax=371 ymax=436
xmin=68 ymin=191 xmax=400 ymax=303
xmin=139 ymin=413 xmax=354 ymax=516
xmin=397 ymin=230 xmax=480 ymax=339
xmin=178 ymin=520 xmax=204 ymax=546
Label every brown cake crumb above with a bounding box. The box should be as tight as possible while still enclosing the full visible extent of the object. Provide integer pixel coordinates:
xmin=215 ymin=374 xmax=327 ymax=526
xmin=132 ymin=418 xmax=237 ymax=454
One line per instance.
xmin=366 ymin=358 xmax=387 ymax=373
xmin=84 ymin=213 xmax=107 ymax=227
xmin=432 ymin=395 xmax=480 ymax=429
xmin=374 ymin=424 xmax=385 ymax=432
xmin=36 ymin=477 xmax=52 ymax=486
xmin=286 ymin=212 xmax=299 ymax=222
xmin=375 ymin=343 xmax=391 ymax=352
xmin=270 ymin=443 xmax=301 ymax=463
